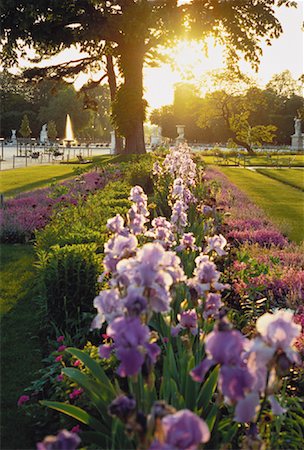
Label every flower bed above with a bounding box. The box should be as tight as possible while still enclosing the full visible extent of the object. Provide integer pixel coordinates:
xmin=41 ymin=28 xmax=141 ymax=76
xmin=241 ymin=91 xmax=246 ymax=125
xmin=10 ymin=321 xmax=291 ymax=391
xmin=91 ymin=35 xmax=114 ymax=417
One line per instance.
xmin=0 ymin=169 xmax=121 ymax=243
xmin=19 ymin=146 xmax=303 ymax=450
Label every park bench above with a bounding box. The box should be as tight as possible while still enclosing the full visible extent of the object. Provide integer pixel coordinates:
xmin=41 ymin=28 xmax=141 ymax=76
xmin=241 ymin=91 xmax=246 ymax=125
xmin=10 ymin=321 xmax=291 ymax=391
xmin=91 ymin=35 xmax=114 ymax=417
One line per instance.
xmin=237 ymin=154 xmax=251 ymax=167
xmin=214 ymin=154 xmax=231 ymax=165
xmin=31 ymin=151 xmax=40 ymax=159
xmin=76 ymin=155 xmax=93 ymax=164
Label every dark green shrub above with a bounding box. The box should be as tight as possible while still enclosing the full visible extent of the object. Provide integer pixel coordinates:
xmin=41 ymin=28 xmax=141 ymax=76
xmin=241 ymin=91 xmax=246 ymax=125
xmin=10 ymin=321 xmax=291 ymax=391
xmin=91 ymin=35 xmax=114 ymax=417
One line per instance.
xmin=125 ymin=154 xmax=155 ymax=195
xmin=37 ymin=243 xmax=101 ymax=335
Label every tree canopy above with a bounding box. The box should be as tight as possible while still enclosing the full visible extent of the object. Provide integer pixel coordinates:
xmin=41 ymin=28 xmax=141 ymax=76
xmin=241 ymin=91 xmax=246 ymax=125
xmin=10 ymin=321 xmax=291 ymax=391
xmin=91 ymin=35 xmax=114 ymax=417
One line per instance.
xmin=151 ymin=71 xmax=304 ymax=151
xmin=0 ymin=0 xmax=297 ymax=153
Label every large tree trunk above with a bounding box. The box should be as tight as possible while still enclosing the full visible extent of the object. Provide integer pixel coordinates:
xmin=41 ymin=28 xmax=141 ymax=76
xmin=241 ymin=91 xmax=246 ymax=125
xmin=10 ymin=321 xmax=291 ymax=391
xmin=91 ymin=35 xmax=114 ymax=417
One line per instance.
xmin=106 ymin=53 xmax=123 ymax=154
xmin=115 ymin=46 xmax=146 ymax=155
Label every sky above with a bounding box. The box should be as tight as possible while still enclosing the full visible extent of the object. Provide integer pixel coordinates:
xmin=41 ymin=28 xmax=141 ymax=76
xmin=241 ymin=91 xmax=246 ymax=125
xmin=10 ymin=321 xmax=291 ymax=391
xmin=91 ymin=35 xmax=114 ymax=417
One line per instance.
xmin=15 ymin=1 xmax=304 ymax=110
xmin=144 ymin=1 xmax=304 ymax=109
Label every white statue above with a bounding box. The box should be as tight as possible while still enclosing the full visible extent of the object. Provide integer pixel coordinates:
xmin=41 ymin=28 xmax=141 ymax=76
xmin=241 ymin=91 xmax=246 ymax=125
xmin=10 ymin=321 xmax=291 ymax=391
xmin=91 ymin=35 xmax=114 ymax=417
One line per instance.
xmin=40 ymin=123 xmax=48 ymax=144
xmin=294 ymin=117 xmax=301 ymax=136
xmin=11 ymin=129 xmax=17 ymax=142
xmin=176 ymin=125 xmax=185 ymax=142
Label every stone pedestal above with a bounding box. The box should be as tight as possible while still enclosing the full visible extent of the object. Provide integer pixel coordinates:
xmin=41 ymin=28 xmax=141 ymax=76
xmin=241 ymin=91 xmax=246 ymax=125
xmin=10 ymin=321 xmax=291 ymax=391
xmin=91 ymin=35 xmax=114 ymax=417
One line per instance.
xmin=291 ymin=134 xmax=303 ymax=151
xmin=110 ymin=131 xmax=116 ymax=153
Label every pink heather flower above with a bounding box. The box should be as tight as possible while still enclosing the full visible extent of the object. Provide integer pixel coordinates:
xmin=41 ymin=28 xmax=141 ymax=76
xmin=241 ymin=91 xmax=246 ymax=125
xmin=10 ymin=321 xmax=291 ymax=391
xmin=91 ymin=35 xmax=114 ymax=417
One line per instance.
xmin=57 ymin=335 xmax=65 ymax=343
xmin=73 ymin=360 xmax=81 ymax=367
xmin=57 ymin=374 xmax=64 ymax=382
xmin=70 ymin=425 xmax=81 ymax=434
xmin=55 ymin=355 xmax=63 ymax=362
xmin=69 ymin=388 xmax=84 ymax=400
xmin=205 ymin=234 xmax=227 ymax=256
xmin=17 ymin=395 xmax=30 ymax=406
xmin=58 ymin=345 xmax=67 ymax=352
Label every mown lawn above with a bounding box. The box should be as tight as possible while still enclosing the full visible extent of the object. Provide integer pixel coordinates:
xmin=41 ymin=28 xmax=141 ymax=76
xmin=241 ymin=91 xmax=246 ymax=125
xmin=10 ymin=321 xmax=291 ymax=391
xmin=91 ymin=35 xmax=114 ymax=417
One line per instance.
xmin=0 ymin=244 xmax=42 ymax=449
xmin=217 ymin=167 xmax=304 ymax=243
xmin=255 ymin=168 xmax=304 ymax=191
xmin=0 ymin=155 xmax=115 ymax=197
xmin=198 ymin=153 xmax=304 ymax=167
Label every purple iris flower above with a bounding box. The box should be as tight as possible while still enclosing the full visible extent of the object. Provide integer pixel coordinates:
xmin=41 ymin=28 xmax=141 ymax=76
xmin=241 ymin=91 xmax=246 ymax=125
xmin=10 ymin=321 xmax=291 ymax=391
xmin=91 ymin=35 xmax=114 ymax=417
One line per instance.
xmin=108 ymin=395 xmax=136 ymax=421
xmin=149 ymin=409 xmax=210 ymax=450
xmin=107 ymin=317 xmax=160 ymax=377
xmin=203 ymin=293 xmax=223 ymax=319
xmin=37 ymin=430 xmax=81 ymax=450
xmin=219 ymin=365 xmax=253 ymax=402
xmin=106 ymin=214 xmax=125 ymax=234
xmin=91 ymin=288 xmax=123 ymax=327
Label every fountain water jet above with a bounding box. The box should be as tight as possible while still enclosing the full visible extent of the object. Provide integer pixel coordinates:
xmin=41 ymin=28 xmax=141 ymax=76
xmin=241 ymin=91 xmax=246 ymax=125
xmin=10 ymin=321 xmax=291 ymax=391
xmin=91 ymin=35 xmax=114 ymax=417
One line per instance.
xmin=64 ymin=114 xmax=75 ymax=147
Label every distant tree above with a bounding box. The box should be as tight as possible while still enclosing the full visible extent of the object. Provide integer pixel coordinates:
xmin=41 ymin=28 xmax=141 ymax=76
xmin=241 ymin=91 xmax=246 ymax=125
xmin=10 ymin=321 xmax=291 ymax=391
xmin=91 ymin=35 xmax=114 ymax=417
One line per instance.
xmin=229 ymin=112 xmax=277 ymax=152
xmin=266 ymin=70 xmax=301 ymax=98
xmin=197 ymin=69 xmax=279 ymax=154
xmin=1 ymin=0 xmax=296 ymax=154
xmin=19 ymin=114 xmax=31 ymax=138
xmin=47 ymin=120 xmax=57 ymax=141
xmin=38 ymin=85 xmax=91 ymax=138
xmin=150 ymin=105 xmax=177 ymax=140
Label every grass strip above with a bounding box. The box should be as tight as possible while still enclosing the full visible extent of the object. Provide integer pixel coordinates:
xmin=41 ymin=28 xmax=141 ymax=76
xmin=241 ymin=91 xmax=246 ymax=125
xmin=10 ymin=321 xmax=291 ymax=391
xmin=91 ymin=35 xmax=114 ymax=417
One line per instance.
xmin=217 ymin=167 xmax=304 ymax=244
xmin=255 ymin=168 xmax=304 ymax=192
xmin=0 ymin=155 xmax=115 ymax=197
xmin=0 ymin=244 xmax=42 ymax=449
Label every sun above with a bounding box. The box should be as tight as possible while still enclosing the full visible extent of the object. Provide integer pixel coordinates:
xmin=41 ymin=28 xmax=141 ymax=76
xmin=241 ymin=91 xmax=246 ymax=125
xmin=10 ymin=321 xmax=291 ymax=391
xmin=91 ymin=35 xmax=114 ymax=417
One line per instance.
xmin=144 ymin=39 xmax=225 ymax=110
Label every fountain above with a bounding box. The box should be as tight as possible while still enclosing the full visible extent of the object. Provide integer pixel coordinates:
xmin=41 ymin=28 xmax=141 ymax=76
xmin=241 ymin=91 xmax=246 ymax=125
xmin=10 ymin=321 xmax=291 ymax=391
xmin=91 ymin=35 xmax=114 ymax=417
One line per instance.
xmin=64 ymin=114 xmax=75 ymax=148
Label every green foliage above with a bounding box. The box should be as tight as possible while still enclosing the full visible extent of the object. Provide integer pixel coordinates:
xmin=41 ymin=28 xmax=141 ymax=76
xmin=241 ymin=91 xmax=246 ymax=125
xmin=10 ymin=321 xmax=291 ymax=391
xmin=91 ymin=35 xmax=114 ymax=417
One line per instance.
xmin=229 ymin=111 xmax=277 ymax=150
xmin=1 ymin=0 xmax=297 ymax=152
xmin=125 ymin=154 xmax=154 ymax=195
xmin=112 ymin=84 xmax=148 ymax=136
xmin=35 ymin=181 xmax=131 ymax=251
xmin=47 ymin=120 xmax=57 ymax=141
xmin=36 ymin=243 xmax=101 ymax=334
xmin=19 ymin=113 xmax=31 ymax=138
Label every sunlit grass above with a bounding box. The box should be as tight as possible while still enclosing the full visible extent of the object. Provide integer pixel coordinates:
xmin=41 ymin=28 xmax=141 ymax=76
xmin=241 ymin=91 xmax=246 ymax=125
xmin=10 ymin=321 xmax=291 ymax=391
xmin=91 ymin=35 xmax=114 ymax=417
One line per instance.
xmin=198 ymin=153 xmax=304 ymax=167
xmin=217 ymin=167 xmax=304 ymax=243
xmin=0 ymin=155 xmax=114 ymax=197
xmin=255 ymin=168 xmax=304 ymax=191
xmin=0 ymin=244 xmax=41 ymax=448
